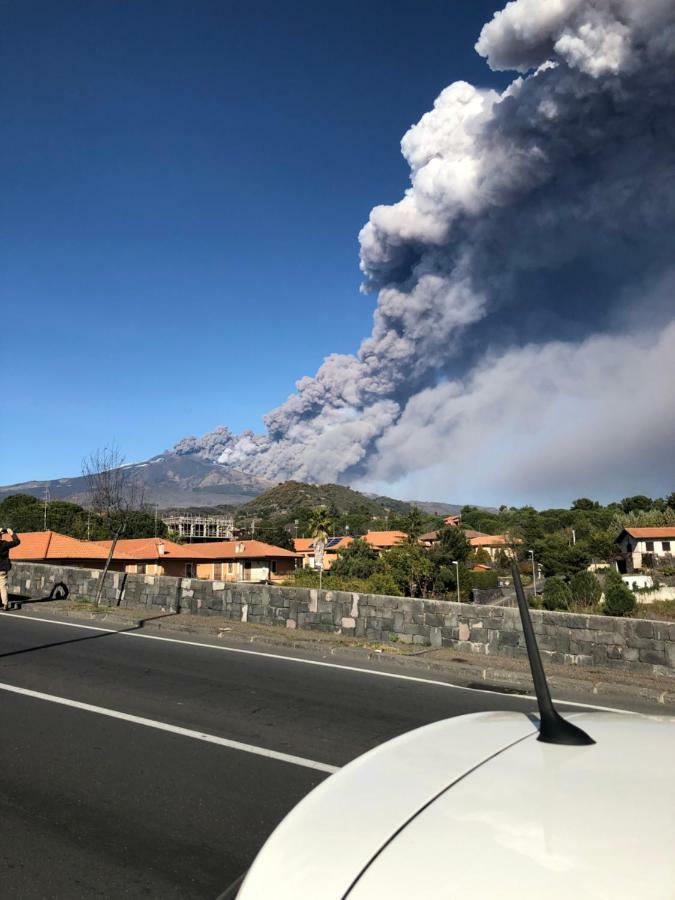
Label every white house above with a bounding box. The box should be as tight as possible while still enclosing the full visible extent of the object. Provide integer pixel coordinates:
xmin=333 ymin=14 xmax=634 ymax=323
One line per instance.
xmin=615 ymin=527 xmax=675 ymax=572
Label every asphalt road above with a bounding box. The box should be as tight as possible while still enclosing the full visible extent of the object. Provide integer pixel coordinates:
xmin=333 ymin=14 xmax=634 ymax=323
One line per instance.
xmin=0 ymin=611 xmax=588 ymax=897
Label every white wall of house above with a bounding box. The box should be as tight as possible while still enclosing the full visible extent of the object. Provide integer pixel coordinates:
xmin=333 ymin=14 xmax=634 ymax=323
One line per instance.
xmin=617 ymin=534 xmax=675 ymax=569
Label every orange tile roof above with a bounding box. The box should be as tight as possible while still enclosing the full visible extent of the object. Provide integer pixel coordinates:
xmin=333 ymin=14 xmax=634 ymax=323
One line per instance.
xmin=364 ymin=531 xmax=407 ymax=548
xmin=293 ymin=537 xmax=354 ymax=553
xmin=294 ymin=538 xmax=315 ymax=553
xmin=470 ymin=534 xmax=520 ymax=547
xmin=623 ymin=527 xmax=675 ymax=539
xmin=10 ymin=531 xmax=111 ymax=560
xmin=419 ymin=530 xmax=440 ymax=541
xmin=168 ymin=540 xmax=298 ymax=560
xmin=96 ymin=537 xmax=185 ymax=559
xmin=8 ymin=532 xmax=297 ymax=563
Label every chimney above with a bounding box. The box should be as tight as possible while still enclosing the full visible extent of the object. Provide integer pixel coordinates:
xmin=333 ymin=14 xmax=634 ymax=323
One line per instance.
xmin=157 ymin=541 xmax=166 ymax=556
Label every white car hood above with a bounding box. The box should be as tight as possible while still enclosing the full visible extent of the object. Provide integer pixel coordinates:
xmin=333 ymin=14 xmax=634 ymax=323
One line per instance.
xmin=239 ymin=711 xmax=675 ymax=899
xmin=238 ymin=711 xmax=538 ymax=899
xmin=348 ymin=712 xmax=675 ymax=899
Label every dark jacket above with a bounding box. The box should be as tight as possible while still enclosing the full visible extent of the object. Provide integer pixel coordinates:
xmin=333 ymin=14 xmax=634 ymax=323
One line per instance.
xmin=0 ymin=534 xmax=20 ymax=572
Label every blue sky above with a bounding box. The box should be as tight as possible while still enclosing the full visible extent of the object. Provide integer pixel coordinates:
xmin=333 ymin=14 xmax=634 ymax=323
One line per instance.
xmin=2 ymin=0 xmax=507 ymax=484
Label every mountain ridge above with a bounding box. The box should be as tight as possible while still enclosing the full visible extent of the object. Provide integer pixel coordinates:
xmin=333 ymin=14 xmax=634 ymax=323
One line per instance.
xmin=0 ymin=453 xmax=488 ymax=515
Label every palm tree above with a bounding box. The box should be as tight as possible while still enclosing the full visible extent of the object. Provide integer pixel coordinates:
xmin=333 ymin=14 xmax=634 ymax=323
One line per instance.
xmin=309 ymin=507 xmax=332 ymax=543
xmin=309 ymin=507 xmax=332 ymax=588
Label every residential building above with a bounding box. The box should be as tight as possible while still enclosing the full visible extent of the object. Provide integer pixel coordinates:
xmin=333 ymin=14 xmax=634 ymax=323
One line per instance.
xmin=11 ymin=532 xmax=297 ymax=584
xmin=468 ymin=534 xmax=520 ymax=562
xmin=293 ymin=536 xmax=353 ymax=570
xmin=616 ymin=527 xmax=675 ymax=572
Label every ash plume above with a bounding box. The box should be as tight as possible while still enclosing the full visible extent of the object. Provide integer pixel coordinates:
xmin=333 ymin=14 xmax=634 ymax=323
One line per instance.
xmin=176 ymin=0 xmax=675 ymax=503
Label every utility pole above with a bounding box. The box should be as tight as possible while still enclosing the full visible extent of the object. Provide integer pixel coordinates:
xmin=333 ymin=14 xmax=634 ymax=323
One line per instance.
xmin=452 ymin=560 xmax=460 ymax=604
xmin=528 ymin=549 xmax=537 ymax=595
xmin=154 ymin=503 xmax=159 ymax=538
xmin=43 ymin=487 xmax=50 ymax=530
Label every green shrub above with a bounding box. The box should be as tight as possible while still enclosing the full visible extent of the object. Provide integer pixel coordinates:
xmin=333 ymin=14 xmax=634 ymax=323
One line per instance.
xmin=366 ymin=572 xmax=402 ymax=597
xmin=569 ymin=570 xmax=601 ymax=608
xmin=528 ymin=593 xmax=543 ymax=609
xmin=603 ymin=582 xmax=636 ymax=617
xmin=330 ymin=538 xmax=382 ymax=579
xmin=542 ymin=577 xmax=572 ymax=611
xmin=469 ymin=570 xmax=499 ymax=590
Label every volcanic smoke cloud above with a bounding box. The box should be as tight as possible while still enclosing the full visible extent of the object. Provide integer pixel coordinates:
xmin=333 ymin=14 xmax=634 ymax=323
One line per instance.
xmin=176 ymin=0 xmax=675 ymax=504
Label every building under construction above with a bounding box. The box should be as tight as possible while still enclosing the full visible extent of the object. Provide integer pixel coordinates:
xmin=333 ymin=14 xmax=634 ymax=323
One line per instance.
xmin=162 ymin=514 xmax=236 ymax=542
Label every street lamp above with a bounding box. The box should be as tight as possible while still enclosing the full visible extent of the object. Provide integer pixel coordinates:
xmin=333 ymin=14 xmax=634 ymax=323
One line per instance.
xmin=452 ymin=560 xmax=460 ymax=604
xmin=528 ymin=549 xmax=537 ymax=595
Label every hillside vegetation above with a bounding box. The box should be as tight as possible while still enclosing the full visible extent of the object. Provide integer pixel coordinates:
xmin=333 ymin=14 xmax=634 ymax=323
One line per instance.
xmin=238 ymin=481 xmax=411 ymax=520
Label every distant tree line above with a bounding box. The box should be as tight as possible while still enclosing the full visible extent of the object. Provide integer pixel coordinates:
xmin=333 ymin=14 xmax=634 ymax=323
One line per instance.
xmin=0 ymin=493 xmax=166 ymax=541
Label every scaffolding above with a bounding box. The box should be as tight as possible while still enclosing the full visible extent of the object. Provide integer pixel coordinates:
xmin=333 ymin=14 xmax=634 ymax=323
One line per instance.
xmin=163 ymin=514 xmax=236 ymax=541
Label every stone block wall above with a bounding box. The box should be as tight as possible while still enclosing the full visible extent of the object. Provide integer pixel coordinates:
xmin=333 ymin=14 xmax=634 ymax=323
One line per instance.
xmin=8 ymin=562 xmax=675 ymax=678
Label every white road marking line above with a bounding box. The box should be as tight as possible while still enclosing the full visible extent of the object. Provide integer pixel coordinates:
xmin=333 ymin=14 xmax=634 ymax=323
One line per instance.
xmin=1 ymin=612 xmax=643 ymax=715
xmin=0 ymin=680 xmax=339 ymax=774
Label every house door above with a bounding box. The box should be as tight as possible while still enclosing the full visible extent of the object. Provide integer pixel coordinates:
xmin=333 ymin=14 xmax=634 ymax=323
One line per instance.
xmin=243 ymin=560 xmax=252 ymax=581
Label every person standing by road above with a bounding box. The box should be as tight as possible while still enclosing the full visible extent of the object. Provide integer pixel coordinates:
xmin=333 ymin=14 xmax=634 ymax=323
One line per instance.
xmin=0 ymin=528 xmax=20 ymax=610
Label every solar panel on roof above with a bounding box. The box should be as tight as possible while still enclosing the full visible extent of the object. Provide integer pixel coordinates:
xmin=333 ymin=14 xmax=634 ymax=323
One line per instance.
xmin=326 ymin=537 xmax=342 ymax=548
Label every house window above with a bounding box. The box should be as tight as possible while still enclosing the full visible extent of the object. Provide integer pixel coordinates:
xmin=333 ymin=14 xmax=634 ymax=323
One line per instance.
xmin=227 ymin=562 xmax=234 ymax=574
xmin=645 ymin=541 xmax=654 ymax=552
xmin=214 ymin=562 xmax=223 ymax=579
xmin=185 ymin=563 xmax=195 ymax=578
xmin=662 ymin=541 xmax=671 ymax=552
xmin=270 ymin=560 xmax=277 ymax=574
xmin=136 ymin=563 xmax=146 ymax=575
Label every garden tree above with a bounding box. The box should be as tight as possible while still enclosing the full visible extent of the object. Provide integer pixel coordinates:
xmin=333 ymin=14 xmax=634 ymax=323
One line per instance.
xmin=331 ymin=538 xmax=382 ymax=579
xmin=82 ymin=444 xmax=147 ymax=605
xmin=571 ymin=498 xmax=599 ymax=510
xmin=247 ymin=520 xmax=293 ymax=550
xmin=435 ymin=562 xmax=473 ymax=600
xmin=542 ymin=577 xmax=572 ymax=611
xmin=667 ymin=492 xmax=675 ymax=510
xmin=0 ymin=494 xmax=44 ymax=532
xmin=534 ymin=533 xmax=591 ymax=579
xmin=426 ymin=527 xmax=472 ymax=598
xmin=621 ymin=495 xmax=653 ymax=513
xmin=0 ymin=492 xmax=162 ymax=541
xmin=584 ymin=529 xmax=617 ymax=562
xmin=603 ymin=578 xmax=636 ymax=617
xmin=567 ymin=512 xmax=596 ymax=542
xmin=384 ymin=543 xmax=434 ymax=598
xmin=469 ymin=569 xmax=499 ymax=590
xmin=82 ymin=444 xmax=144 ymax=523
xmin=436 ymin=525 xmax=471 ymax=563
xmin=340 ymin=504 xmax=373 ymax=537
xmin=107 ymin=508 xmax=168 ymax=540
xmin=46 ymin=500 xmax=95 ymax=540
xmin=569 ymin=570 xmax=602 ymax=609
xmin=403 ymin=507 xmax=425 ymax=542
xmin=473 ymin=547 xmax=492 ymax=566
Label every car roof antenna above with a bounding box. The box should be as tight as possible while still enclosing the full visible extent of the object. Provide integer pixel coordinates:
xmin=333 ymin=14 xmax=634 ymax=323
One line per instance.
xmin=510 ymin=560 xmax=595 ymax=745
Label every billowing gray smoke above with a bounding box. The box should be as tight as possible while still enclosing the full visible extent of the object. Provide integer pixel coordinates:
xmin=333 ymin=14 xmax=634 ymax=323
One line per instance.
xmin=175 ymin=0 xmax=675 ymax=503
